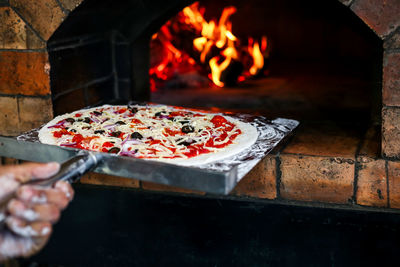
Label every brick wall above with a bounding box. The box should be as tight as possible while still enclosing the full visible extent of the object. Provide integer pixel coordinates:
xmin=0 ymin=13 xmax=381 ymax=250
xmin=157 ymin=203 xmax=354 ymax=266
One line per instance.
xmin=0 ymin=0 xmax=84 ymax=135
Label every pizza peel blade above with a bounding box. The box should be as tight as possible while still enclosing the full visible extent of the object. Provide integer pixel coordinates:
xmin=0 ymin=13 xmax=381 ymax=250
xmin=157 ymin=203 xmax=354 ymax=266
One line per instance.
xmin=0 ymin=136 xmax=236 ymax=195
xmin=0 ymin=136 xmax=80 ymax=163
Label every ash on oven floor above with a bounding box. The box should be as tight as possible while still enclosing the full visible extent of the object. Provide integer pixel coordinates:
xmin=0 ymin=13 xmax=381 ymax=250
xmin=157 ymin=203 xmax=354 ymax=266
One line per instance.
xmin=22 ymin=185 xmax=400 ymax=267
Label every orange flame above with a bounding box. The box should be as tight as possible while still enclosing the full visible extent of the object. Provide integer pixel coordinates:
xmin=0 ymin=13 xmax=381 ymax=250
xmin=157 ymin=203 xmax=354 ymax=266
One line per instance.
xmin=248 ymin=36 xmax=267 ymax=76
xmin=183 ymin=5 xmax=240 ymax=87
xmin=209 ymin=56 xmax=231 ymax=87
xmin=150 ymin=2 xmax=269 ymax=89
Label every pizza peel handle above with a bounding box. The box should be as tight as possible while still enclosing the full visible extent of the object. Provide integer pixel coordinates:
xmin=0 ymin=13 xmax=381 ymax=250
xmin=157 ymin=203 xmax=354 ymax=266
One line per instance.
xmin=0 ymin=152 xmax=102 ymax=215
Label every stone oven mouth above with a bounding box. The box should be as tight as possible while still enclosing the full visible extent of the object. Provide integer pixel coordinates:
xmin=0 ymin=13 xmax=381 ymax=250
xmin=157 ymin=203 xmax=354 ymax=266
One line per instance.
xmin=44 ymin=0 xmax=386 ymax=206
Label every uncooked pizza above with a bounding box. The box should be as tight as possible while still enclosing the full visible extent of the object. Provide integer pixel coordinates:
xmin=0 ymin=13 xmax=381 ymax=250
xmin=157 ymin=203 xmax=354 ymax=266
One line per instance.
xmin=38 ymin=104 xmax=258 ymax=166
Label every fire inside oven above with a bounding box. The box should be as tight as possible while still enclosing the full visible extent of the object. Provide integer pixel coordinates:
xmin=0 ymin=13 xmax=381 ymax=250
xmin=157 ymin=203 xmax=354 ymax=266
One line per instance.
xmin=148 ymin=0 xmax=381 ymax=124
xmin=48 ymin=0 xmax=382 ymax=133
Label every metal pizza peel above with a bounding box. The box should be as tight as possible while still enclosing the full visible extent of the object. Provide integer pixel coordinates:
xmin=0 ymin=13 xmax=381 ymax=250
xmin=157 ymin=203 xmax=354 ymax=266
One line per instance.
xmin=0 ymin=114 xmax=298 ymax=195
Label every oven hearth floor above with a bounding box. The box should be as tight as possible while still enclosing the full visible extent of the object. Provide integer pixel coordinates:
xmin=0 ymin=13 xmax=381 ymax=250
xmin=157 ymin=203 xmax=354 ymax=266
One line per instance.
xmin=151 ymin=70 xmax=373 ymax=124
xmin=79 ymin=69 xmax=389 ymax=210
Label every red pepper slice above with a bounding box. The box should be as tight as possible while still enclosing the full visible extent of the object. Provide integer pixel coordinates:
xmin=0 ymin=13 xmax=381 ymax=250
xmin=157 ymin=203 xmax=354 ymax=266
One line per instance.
xmin=102 ymin=142 xmax=114 ymax=148
xmin=117 ymin=108 xmax=127 ymax=114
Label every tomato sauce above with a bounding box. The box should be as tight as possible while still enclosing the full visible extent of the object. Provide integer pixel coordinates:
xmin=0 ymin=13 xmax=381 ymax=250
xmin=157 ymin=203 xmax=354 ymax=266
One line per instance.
xmin=50 ymin=107 xmax=243 ymax=160
xmin=131 ymin=119 xmax=142 ymax=124
xmin=53 ymin=129 xmax=69 ymax=138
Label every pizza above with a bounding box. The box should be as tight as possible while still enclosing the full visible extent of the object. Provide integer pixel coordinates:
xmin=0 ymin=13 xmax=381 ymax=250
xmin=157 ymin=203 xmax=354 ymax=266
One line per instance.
xmin=38 ymin=104 xmax=258 ymax=166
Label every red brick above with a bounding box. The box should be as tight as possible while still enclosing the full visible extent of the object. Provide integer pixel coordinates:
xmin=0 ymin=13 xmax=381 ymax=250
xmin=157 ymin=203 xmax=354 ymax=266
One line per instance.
xmin=80 ymin=172 xmax=140 ymax=188
xmin=0 ymin=51 xmax=51 ymax=96
xmin=382 ymin=107 xmax=400 ymax=158
xmin=383 ymin=53 xmax=400 ymax=106
xmin=0 ymin=7 xmax=44 ymax=49
xmin=280 ymin=154 xmax=355 ymax=204
xmin=0 ymin=96 xmax=20 ymax=136
xmin=356 ymin=158 xmax=387 ymax=207
xmin=388 ymin=161 xmax=400 ymax=208
xmin=58 ymin=0 xmax=82 ymax=12
xmin=358 ymin=125 xmax=380 ymax=158
xmin=141 ymin=181 xmax=206 ymax=195
xmin=18 ymin=97 xmax=53 ymax=132
xmin=384 ymin=29 xmax=400 ymax=50
xmin=356 ymin=125 xmax=387 ymax=207
xmin=232 ymin=156 xmax=277 ymax=199
xmin=283 ymin=123 xmax=360 ymax=158
xmin=351 ymin=0 xmax=400 ymax=38
xmin=10 ymin=0 xmax=66 ymax=40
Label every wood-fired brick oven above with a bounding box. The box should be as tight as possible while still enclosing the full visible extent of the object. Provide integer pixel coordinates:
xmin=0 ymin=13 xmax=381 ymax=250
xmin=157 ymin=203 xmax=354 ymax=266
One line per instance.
xmin=0 ymin=0 xmax=400 ymax=210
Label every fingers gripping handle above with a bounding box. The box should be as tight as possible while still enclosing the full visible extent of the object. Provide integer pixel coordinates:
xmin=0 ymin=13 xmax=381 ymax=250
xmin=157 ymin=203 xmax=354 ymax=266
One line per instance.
xmin=31 ymin=152 xmax=100 ymax=187
xmin=0 ymin=152 xmax=100 ymax=211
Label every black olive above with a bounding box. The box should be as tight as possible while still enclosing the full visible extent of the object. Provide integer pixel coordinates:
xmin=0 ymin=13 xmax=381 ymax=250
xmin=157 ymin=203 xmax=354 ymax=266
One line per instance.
xmin=181 ymin=125 xmax=195 ymax=133
xmin=69 ymin=129 xmax=77 ymax=133
xmin=128 ymin=106 xmax=138 ymax=114
xmin=167 ymin=117 xmax=175 ymax=121
xmin=198 ymin=129 xmax=202 ymax=132
xmin=131 ymin=132 xmax=143 ymax=140
xmin=110 ymin=131 xmax=121 ymax=137
xmin=93 ymin=111 xmax=102 ymax=116
xmin=94 ymin=130 xmax=105 ymax=134
xmin=178 ymin=140 xmax=195 ymax=146
xmin=116 ymin=121 xmax=126 ymax=125
xmin=108 ymin=147 xmax=120 ymax=154
xmin=83 ymin=117 xmax=91 ymax=123
xmin=155 ymin=111 xmax=168 ymax=117
xmin=77 ymin=118 xmax=83 ymax=122
xmin=82 ymin=126 xmax=91 ymax=130
xmin=65 ymin=118 xmax=75 ymax=123
xmin=179 ymin=120 xmax=190 ymax=124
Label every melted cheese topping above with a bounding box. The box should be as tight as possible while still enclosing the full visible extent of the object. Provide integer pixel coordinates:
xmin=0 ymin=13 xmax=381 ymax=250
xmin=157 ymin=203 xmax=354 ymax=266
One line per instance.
xmin=39 ymin=105 xmax=244 ymax=160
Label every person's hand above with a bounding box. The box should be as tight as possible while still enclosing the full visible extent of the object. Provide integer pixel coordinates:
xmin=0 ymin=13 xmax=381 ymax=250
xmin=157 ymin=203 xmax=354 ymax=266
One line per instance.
xmin=0 ymin=162 xmax=74 ymax=261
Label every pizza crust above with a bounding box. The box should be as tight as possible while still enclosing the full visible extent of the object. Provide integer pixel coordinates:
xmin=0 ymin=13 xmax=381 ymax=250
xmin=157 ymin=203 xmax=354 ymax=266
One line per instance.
xmin=38 ymin=105 xmax=259 ymax=166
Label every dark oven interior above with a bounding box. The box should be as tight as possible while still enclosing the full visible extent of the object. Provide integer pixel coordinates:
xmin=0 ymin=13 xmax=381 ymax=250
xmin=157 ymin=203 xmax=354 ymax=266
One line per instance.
xmin=48 ymin=0 xmax=382 ymax=131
